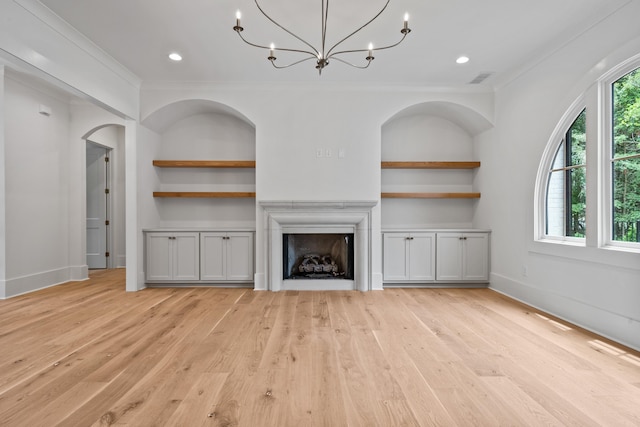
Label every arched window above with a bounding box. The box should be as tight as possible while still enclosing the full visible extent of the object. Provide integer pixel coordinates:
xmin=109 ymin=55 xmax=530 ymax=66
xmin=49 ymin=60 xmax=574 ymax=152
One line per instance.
xmin=536 ymin=55 xmax=640 ymax=252
xmin=546 ymin=109 xmax=586 ymax=238
xmin=535 ymin=99 xmax=586 ymax=242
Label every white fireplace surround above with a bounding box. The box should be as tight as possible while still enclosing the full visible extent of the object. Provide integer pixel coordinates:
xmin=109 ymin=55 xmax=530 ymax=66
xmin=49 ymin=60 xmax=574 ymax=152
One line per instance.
xmin=260 ymin=201 xmax=377 ymax=291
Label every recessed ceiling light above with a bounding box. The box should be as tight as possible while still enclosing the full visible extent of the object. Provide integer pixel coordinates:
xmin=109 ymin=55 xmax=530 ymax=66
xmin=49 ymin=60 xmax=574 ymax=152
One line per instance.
xmin=168 ymin=52 xmax=182 ymax=61
xmin=456 ymin=56 xmax=469 ymax=64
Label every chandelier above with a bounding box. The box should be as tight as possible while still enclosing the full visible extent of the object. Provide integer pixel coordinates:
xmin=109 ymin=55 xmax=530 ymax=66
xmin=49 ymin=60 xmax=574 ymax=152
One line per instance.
xmin=233 ymin=0 xmax=411 ymax=74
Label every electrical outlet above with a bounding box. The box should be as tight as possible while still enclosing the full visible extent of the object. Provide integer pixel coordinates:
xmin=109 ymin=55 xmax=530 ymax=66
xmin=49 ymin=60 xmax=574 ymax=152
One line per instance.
xmin=316 ymin=148 xmax=323 ymax=158
xmin=522 ymin=265 xmax=528 ymax=277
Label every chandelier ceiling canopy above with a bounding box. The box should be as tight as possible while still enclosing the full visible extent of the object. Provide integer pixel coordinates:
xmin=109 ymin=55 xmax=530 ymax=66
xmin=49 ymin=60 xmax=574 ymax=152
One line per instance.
xmin=233 ymin=0 xmax=411 ymax=75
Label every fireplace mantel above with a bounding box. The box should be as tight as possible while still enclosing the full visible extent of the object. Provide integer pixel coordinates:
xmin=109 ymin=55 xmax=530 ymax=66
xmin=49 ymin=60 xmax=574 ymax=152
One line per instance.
xmin=259 ymin=200 xmax=377 ymax=291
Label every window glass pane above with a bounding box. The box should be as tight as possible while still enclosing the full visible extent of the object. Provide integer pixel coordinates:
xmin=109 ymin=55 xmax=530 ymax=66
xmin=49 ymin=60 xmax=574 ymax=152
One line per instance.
xmin=612 ymin=67 xmax=640 ymax=243
xmin=612 ymin=157 xmax=640 ymax=242
xmin=568 ymin=110 xmax=586 ymax=166
xmin=568 ymin=167 xmax=586 ymax=237
xmin=546 ymin=170 xmax=565 ymax=236
xmin=612 ymin=68 xmax=640 ymax=159
xmin=544 ymin=109 xmax=586 ymax=239
xmin=551 ymin=142 xmax=565 ymax=170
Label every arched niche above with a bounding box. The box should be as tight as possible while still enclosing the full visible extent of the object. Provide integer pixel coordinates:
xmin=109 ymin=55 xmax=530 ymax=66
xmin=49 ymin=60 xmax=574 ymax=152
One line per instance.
xmin=381 ymin=101 xmax=493 ymax=229
xmin=141 ymin=99 xmax=254 ymax=133
xmin=141 ymin=99 xmax=257 ymax=229
xmin=383 ymin=101 xmax=493 ymax=136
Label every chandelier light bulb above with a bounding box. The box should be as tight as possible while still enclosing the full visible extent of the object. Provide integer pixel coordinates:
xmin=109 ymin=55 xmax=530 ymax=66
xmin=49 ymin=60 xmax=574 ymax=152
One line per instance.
xmin=268 ymin=43 xmax=276 ymax=61
xmin=234 ymin=10 xmax=243 ymax=32
xmin=366 ymin=43 xmax=375 ymax=62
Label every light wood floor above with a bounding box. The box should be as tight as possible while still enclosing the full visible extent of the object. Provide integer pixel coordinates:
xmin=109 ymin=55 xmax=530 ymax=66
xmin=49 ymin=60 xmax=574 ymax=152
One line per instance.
xmin=1 ymin=270 xmax=639 ymax=426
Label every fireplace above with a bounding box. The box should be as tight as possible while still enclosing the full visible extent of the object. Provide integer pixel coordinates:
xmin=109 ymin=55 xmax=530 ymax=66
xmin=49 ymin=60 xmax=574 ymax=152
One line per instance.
xmin=259 ymin=200 xmax=377 ymax=291
xmin=283 ymin=233 xmax=354 ymax=280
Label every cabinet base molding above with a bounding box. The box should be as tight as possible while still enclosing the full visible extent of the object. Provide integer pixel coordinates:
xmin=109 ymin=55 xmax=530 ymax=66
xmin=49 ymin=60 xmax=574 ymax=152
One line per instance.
xmin=147 ymin=283 xmax=253 ymax=288
xmin=383 ymin=283 xmax=488 ymax=289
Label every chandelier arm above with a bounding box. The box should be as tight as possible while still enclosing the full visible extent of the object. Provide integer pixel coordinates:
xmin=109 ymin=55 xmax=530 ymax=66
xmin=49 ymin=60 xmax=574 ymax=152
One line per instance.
xmin=270 ymin=56 xmax=318 ymax=69
xmin=254 ymin=0 xmax=319 ymax=57
xmin=329 ymin=56 xmax=373 ymax=70
xmin=325 ymin=0 xmax=391 ymax=58
xmin=329 ymin=32 xmax=408 ymax=57
xmin=235 ymin=31 xmax=317 ymax=57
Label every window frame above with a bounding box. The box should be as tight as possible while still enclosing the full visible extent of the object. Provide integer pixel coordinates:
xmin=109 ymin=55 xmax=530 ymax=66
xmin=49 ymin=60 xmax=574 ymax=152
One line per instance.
xmin=535 ymin=96 xmax=586 ymax=244
xmin=599 ymin=56 xmax=640 ymax=251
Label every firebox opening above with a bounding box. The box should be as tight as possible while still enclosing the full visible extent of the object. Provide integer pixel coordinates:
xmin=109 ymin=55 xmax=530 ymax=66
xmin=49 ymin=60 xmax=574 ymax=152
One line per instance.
xmin=283 ymin=233 xmax=354 ymax=280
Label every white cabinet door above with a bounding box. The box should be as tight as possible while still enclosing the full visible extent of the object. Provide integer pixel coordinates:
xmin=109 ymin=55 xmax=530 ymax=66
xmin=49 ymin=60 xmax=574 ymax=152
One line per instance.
xmin=146 ymin=233 xmax=173 ymax=281
xmin=201 ymin=232 xmax=254 ymax=282
xmin=200 ymin=233 xmax=226 ymax=281
xmin=227 ymin=233 xmax=254 ymax=281
xmin=462 ymin=233 xmax=489 ymax=281
xmin=436 ymin=232 xmax=489 ymax=282
xmin=146 ymin=232 xmax=199 ymax=282
xmin=436 ymin=233 xmax=464 ymax=281
xmin=383 ymin=233 xmax=410 ymax=281
xmin=409 ymin=233 xmax=436 ymax=281
xmin=383 ymin=232 xmax=436 ymax=282
xmin=172 ymin=233 xmax=200 ymax=281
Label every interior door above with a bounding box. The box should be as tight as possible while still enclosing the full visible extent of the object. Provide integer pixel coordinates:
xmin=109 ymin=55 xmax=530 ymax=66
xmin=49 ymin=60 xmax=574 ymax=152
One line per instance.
xmin=86 ymin=143 xmax=109 ymax=269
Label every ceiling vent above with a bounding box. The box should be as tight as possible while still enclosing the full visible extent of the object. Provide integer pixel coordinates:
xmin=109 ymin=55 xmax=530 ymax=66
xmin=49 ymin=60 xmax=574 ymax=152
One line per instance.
xmin=469 ymin=72 xmax=494 ymax=84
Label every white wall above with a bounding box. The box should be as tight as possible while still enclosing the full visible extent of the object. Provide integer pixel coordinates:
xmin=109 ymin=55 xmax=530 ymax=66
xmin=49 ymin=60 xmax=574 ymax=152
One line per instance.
xmin=0 ymin=67 xmax=7 ymax=296
xmin=2 ymin=75 xmax=72 ymax=295
xmin=476 ymin=2 xmax=640 ymax=350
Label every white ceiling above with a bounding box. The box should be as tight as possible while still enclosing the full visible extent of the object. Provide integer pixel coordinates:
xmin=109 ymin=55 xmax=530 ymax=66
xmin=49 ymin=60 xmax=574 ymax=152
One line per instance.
xmin=38 ymin=0 xmax=630 ymax=88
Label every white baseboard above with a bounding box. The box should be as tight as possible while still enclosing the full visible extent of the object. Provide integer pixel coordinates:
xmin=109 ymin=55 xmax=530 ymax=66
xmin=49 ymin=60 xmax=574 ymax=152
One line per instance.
xmin=253 ymin=273 xmax=266 ymax=291
xmin=371 ymin=272 xmax=384 ymax=291
xmin=115 ymin=255 xmax=126 ymax=268
xmin=1 ymin=266 xmax=89 ymax=299
xmin=489 ymin=272 xmax=640 ymax=352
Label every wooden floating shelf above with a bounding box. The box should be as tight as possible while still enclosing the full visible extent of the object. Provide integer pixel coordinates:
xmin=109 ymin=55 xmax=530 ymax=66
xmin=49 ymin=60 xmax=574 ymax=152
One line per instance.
xmin=153 ymin=160 xmax=256 ymax=168
xmin=381 ymin=161 xmax=480 ymax=169
xmin=153 ymin=192 xmax=256 ymax=198
xmin=381 ymin=192 xmax=481 ymax=199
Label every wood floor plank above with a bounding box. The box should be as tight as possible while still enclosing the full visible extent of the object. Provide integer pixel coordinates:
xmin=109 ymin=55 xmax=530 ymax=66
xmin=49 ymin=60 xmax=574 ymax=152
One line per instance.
xmin=1 ymin=270 xmax=640 ymax=426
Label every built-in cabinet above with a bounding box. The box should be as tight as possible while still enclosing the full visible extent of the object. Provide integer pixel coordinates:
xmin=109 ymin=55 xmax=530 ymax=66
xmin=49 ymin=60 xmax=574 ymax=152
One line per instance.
xmin=435 ymin=232 xmax=489 ymax=281
xmin=383 ymin=230 xmax=490 ymax=286
xmin=383 ymin=232 xmax=436 ymax=282
xmin=145 ymin=232 xmax=200 ymax=282
xmin=145 ymin=230 xmax=254 ymax=284
xmin=200 ymin=232 xmax=254 ymax=282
